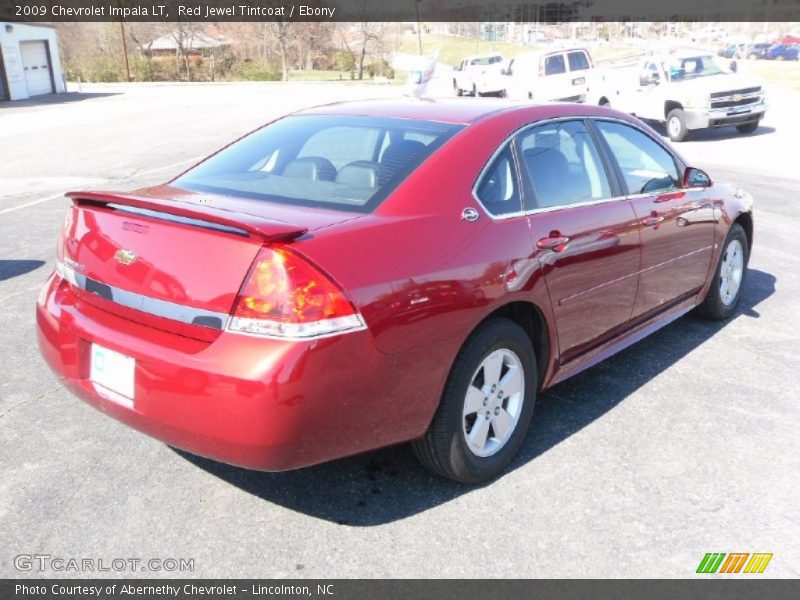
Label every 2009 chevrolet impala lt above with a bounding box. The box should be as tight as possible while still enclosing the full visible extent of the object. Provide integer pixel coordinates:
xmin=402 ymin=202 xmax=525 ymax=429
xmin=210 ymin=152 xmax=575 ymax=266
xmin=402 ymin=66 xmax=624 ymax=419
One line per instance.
xmin=37 ymin=99 xmax=753 ymax=483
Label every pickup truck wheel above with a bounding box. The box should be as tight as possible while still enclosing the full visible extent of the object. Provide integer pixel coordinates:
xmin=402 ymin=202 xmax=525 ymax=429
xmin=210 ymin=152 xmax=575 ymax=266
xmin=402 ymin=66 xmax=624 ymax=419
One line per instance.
xmin=696 ymin=224 xmax=748 ymax=320
xmin=453 ymin=80 xmax=463 ymax=97
xmin=666 ymin=109 xmax=689 ymax=142
xmin=411 ymin=317 xmax=537 ymax=483
xmin=736 ymin=121 xmax=759 ymax=134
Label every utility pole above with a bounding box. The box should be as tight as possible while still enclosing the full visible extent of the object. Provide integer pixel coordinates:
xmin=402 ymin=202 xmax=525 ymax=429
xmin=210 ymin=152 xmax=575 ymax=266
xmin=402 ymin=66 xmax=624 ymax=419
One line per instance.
xmin=120 ymin=21 xmax=131 ymax=82
xmin=415 ymin=1 xmax=423 ymax=55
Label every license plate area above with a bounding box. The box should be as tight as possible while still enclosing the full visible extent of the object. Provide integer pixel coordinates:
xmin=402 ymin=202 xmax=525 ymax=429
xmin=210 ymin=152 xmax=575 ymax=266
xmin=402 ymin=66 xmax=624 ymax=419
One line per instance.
xmin=90 ymin=343 xmax=135 ymax=408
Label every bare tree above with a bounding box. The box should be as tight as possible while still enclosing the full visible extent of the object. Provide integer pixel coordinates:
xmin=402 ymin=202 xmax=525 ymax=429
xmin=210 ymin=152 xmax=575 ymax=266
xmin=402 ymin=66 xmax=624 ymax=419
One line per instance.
xmin=170 ymin=22 xmax=202 ymax=81
xmin=271 ymin=21 xmax=292 ymax=81
xmin=355 ymin=2 xmax=380 ymax=80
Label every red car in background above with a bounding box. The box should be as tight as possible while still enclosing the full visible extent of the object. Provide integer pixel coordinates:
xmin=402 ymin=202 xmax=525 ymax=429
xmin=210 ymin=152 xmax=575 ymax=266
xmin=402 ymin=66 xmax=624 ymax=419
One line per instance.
xmin=37 ymin=100 xmax=754 ymax=483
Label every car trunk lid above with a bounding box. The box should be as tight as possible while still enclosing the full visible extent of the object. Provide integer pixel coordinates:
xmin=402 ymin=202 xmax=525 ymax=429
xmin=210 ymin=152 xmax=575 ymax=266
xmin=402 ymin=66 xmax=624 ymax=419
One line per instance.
xmin=58 ymin=190 xmax=312 ymax=340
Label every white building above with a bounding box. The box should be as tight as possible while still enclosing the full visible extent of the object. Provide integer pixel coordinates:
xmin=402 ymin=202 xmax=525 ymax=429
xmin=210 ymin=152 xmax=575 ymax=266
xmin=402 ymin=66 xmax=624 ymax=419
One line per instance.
xmin=0 ymin=23 xmax=66 ymax=101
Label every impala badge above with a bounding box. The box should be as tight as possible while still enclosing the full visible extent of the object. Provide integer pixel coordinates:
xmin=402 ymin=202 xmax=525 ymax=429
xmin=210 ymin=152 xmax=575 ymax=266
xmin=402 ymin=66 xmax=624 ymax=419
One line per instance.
xmin=114 ymin=248 xmax=137 ymax=266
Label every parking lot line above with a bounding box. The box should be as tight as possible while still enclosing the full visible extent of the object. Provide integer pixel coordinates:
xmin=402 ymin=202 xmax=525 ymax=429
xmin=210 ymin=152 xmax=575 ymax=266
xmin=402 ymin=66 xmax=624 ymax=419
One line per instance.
xmin=0 ymin=156 xmax=201 ymax=216
xmin=0 ymin=193 xmax=65 ymax=216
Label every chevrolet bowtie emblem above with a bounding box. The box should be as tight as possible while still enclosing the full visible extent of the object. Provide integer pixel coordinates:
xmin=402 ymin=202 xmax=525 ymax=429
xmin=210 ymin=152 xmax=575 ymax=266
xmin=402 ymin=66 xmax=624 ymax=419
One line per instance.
xmin=114 ymin=249 xmax=137 ymax=266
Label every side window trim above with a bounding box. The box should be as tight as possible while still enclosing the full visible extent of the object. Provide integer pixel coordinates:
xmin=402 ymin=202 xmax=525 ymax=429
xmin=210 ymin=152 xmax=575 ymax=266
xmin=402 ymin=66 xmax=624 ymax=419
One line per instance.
xmin=472 ymin=116 xmax=679 ymax=221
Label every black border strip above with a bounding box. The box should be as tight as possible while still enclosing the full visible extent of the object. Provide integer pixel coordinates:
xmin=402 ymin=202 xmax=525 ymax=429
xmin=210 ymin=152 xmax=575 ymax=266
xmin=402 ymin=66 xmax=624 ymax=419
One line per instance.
xmin=3 ymin=0 xmax=800 ymax=22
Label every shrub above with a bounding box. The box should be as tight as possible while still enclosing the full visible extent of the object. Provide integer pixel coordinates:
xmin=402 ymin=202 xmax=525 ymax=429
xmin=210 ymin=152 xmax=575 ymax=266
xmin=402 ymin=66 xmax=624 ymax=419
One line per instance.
xmin=233 ymin=59 xmax=282 ymax=81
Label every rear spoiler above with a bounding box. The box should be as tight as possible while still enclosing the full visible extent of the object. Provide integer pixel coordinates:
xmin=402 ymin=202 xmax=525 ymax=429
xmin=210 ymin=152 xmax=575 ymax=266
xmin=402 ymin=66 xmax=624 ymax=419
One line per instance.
xmin=66 ymin=190 xmax=307 ymax=243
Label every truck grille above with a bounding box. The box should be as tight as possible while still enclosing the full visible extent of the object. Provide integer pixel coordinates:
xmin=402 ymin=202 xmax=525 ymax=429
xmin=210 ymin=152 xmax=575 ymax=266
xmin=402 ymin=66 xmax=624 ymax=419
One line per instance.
xmin=710 ymin=86 xmax=761 ymax=99
xmin=711 ymin=96 xmax=761 ymax=109
xmin=710 ymin=86 xmax=763 ymax=110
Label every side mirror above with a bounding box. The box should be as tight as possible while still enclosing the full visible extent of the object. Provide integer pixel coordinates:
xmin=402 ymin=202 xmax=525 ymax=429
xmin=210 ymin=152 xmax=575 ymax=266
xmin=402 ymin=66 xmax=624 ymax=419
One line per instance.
xmin=683 ymin=167 xmax=712 ymax=188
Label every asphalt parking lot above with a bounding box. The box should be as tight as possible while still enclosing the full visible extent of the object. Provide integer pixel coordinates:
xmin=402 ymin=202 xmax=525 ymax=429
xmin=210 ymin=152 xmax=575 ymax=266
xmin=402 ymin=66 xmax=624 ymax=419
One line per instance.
xmin=1 ymin=80 xmax=799 ymax=578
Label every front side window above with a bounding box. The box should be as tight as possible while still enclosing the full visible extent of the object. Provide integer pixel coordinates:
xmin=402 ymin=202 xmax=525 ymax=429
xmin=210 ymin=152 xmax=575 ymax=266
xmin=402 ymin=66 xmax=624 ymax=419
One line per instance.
xmin=594 ymin=121 xmax=680 ymax=195
xmin=567 ymin=51 xmax=590 ymax=72
xmin=544 ymin=54 xmax=566 ymax=76
xmin=518 ymin=120 xmax=612 ymax=209
xmin=173 ymin=115 xmax=462 ymax=213
xmin=475 ymin=146 xmax=521 ymax=216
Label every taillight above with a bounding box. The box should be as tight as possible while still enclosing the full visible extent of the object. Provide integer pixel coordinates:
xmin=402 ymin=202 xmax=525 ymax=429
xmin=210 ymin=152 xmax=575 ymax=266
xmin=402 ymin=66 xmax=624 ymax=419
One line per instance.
xmin=227 ymin=246 xmax=365 ymax=339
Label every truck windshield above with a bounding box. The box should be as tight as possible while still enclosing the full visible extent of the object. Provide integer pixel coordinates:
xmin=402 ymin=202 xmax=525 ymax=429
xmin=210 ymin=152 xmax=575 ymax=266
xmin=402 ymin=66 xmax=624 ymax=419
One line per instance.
xmin=665 ymin=55 xmax=727 ymax=80
xmin=471 ymin=56 xmax=503 ymax=66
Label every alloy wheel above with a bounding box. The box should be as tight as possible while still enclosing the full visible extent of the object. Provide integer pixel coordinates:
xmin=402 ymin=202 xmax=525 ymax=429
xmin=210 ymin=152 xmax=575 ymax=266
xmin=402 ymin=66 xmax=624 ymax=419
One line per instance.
xmin=720 ymin=239 xmax=744 ymax=306
xmin=462 ymin=349 xmax=525 ymax=457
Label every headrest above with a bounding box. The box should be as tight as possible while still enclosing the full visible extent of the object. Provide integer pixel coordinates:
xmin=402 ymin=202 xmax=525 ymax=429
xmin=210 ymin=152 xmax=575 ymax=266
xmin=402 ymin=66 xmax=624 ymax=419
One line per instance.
xmin=283 ymin=156 xmax=337 ymax=181
xmin=335 ymin=161 xmax=380 ymax=188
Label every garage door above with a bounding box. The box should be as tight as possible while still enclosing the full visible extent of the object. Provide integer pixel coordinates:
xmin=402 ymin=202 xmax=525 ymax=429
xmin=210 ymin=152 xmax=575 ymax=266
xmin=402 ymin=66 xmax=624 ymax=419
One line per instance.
xmin=20 ymin=41 xmax=53 ymax=97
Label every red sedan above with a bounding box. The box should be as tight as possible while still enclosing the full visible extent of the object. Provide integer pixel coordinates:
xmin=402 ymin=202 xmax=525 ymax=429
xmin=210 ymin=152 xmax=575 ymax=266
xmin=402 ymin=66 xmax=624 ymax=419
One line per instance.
xmin=36 ymin=100 xmax=753 ymax=483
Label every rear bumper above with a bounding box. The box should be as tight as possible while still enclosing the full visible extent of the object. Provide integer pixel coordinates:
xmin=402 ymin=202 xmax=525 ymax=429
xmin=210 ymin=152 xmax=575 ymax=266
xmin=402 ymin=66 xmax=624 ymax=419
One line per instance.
xmin=684 ymin=104 xmax=766 ymax=129
xmin=36 ymin=272 xmax=444 ymax=471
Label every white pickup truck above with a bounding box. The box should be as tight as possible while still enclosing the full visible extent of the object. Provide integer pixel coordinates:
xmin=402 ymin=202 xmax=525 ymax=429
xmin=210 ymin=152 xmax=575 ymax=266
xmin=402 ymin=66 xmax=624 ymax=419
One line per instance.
xmin=587 ymin=50 xmax=767 ymax=141
xmin=452 ymin=54 xmax=505 ymax=97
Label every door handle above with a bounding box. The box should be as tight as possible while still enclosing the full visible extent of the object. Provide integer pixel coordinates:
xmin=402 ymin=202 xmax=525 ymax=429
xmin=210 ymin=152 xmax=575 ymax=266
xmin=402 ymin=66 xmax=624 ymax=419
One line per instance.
xmin=536 ymin=235 xmax=570 ymax=251
xmin=640 ymin=215 xmax=664 ymax=227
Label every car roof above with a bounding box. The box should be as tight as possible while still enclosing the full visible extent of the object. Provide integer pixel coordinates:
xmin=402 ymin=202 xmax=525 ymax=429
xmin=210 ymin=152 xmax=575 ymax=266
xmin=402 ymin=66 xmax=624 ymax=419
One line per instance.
xmin=513 ymin=47 xmax=589 ymax=59
xmin=294 ymin=98 xmax=628 ymax=126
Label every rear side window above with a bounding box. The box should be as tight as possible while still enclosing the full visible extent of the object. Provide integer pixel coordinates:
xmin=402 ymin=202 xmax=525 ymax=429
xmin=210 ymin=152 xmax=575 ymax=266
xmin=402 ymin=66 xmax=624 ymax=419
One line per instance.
xmin=595 ymin=121 xmax=680 ymax=195
xmin=475 ymin=146 xmax=521 ymax=216
xmin=173 ymin=115 xmax=461 ymax=213
xmin=567 ymin=51 xmax=590 ymax=71
xmin=518 ymin=120 xmax=611 ymax=209
xmin=544 ymin=54 xmax=566 ymax=75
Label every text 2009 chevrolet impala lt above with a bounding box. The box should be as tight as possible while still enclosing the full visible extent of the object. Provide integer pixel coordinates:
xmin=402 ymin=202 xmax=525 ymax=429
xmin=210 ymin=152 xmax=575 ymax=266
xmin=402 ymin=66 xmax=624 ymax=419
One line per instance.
xmin=37 ymin=100 xmax=753 ymax=483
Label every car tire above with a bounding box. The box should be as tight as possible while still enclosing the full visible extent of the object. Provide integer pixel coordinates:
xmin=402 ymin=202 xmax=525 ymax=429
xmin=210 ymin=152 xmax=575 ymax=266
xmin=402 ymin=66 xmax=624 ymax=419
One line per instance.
xmin=666 ymin=108 xmax=689 ymax=142
xmin=454 ymin=80 xmax=463 ymax=97
xmin=736 ymin=121 xmax=759 ymax=134
xmin=412 ymin=317 xmax=537 ymax=483
xmin=696 ymin=223 xmax=749 ymax=320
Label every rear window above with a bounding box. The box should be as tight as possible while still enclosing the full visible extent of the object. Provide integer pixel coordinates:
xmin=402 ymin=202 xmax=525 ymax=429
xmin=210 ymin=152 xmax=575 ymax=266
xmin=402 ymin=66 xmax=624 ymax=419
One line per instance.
xmin=173 ymin=115 xmax=462 ymax=213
